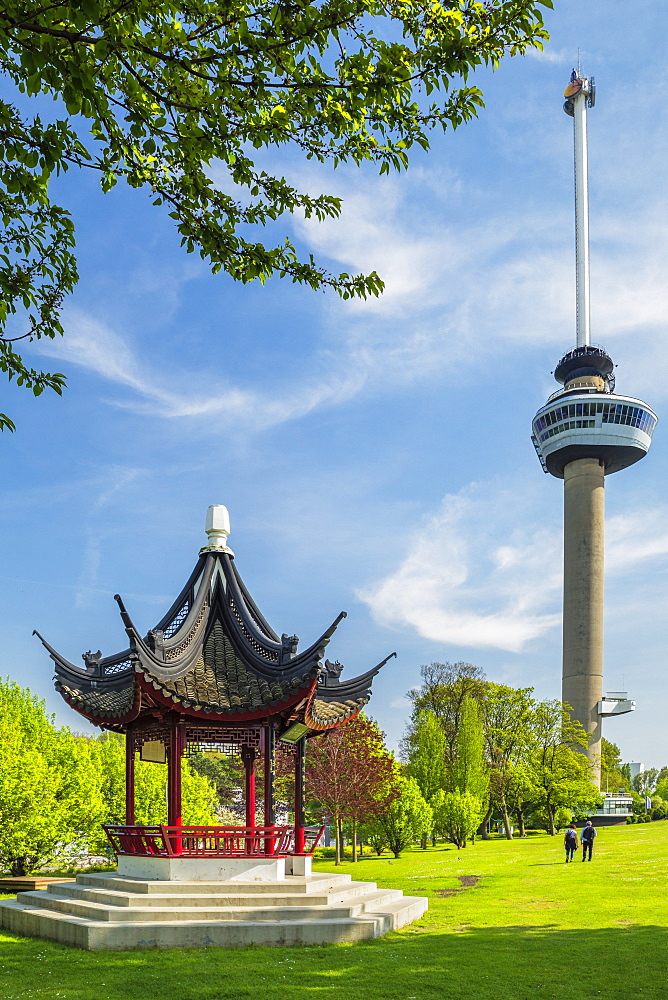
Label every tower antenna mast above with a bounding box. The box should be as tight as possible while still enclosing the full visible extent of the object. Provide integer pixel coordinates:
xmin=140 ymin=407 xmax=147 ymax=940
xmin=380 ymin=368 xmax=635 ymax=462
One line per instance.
xmin=564 ymin=67 xmax=595 ymax=347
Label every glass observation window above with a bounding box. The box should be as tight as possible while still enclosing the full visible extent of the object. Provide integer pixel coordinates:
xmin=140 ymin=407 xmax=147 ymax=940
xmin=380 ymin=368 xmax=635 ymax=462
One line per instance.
xmin=535 ymin=400 xmax=655 ymax=446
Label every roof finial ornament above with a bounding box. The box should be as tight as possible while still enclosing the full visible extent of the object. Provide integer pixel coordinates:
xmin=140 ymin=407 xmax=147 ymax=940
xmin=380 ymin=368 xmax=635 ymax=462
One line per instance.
xmin=201 ymin=504 xmax=234 ymax=555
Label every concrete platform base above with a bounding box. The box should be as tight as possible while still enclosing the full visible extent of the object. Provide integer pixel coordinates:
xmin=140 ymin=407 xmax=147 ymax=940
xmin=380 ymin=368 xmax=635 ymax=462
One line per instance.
xmin=117 ymin=854 xmax=286 ymax=882
xmin=0 ymin=871 xmax=428 ymax=950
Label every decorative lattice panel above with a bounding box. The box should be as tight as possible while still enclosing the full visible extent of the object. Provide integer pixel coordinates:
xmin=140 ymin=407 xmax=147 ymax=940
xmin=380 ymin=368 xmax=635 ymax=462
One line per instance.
xmin=104 ymin=659 xmax=132 ymax=676
xmin=162 ymin=601 xmax=190 ymax=639
xmin=185 ymin=726 xmax=261 ymax=757
xmin=165 ymin=603 xmax=207 ymax=659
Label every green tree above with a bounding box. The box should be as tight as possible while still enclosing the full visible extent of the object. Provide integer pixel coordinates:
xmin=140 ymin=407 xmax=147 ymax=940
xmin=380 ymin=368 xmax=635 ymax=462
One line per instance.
xmin=505 ymin=765 xmax=540 ymax=838
xmin=432 ymin=789 xmax=482 ymax=849
xmin=600 ymin=738 xmax=626 ymax=794
xmin=433 ymin=694 xmax=487 ymax=847
xmin=452 ymin=695 xmax=487 ymax=800
xmin=0 ymin=2 xmax=551 ymax=428
xmin=359 ymin=819 xmax=388 ymax=857
xmin=633 ymin=769 xmax=659 ymax=797
xmin=407 ymin=661 xmax=488 ymax=775
xmin=530 ymin=700 xmax=599 ymax=835
xmin=483 ymin=684 xmax=535 ymax=840
xmin=402 ymin=708 xmax=448 ymax=848
xmin=367 ymin=776 xmax=432 ymax=858
xmin=0 ymin=679 xmax=104 ymax=875
xmin=403 ymin=709 xmax=448 ymax=800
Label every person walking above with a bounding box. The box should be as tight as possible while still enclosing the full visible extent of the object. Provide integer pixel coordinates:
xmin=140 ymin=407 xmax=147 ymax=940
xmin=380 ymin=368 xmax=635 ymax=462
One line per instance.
xmin=564 ymin=823 xmax=579 ymax=862
xmin=581 ymin=820 xmax=596 ymax=861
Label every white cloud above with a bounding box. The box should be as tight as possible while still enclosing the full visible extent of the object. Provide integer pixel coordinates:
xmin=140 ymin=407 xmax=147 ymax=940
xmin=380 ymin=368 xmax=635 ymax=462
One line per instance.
xmin=524 ymin=46 xmax=574 ymax=66
xmin=607 ymin=508 xmax=668 ymax=574
xmin=358 ymin=482 xmax=562 ymax=653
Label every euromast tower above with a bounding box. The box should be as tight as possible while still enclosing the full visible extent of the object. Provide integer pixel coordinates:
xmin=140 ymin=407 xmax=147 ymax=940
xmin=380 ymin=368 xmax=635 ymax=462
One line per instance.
xmin=531 ymin=71 xmax=657 ymax=786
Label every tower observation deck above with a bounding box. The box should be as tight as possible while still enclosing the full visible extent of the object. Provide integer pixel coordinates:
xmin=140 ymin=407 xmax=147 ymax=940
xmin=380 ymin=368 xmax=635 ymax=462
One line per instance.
xmin=531 ymin=71 xmax=657 ymax=787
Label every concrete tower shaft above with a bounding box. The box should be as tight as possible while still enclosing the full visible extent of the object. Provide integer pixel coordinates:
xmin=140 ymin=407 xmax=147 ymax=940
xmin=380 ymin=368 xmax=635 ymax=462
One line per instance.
xmin=562 ymin=458 xmax=605 ymax=786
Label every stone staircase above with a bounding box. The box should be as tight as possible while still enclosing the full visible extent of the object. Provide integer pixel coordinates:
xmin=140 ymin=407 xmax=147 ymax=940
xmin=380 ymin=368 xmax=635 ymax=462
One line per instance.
xmin=0 ymin=871 xmax=428 ymax=950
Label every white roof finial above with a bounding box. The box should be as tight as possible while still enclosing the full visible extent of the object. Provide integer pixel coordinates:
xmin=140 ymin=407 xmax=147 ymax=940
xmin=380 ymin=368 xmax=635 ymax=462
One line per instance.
xmin=201 ymin=504 xmax=233 ymax=554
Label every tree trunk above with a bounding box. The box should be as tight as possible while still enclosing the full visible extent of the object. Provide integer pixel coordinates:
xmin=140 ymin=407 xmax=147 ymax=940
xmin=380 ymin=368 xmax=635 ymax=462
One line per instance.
xmin=335 ymin=815 xmax=342 ymax=865
xmin=352 ymin=819 xmax=358 ymax=862
xmin=546 ymin=802 xmax=556 ymax=836
xmin=420 ymin=833 xmax=427 ymax=850
xmin=516 ymin=807 xmax=526 ymax=838
xmin=500 ymin=795 xmax=513 ymax=840
xmin=431 ymin=833 xmax=436 ymax=847
xmin=479 ymin=802 xmax=493 ymax=840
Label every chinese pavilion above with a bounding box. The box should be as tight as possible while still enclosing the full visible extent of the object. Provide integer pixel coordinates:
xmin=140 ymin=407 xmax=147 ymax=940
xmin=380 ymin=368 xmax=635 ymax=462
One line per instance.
xmin=34 ymin=505 xmax=394 ymax=875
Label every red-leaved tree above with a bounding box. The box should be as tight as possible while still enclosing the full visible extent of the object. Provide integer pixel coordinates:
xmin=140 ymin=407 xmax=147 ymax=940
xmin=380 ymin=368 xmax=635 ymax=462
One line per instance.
xmin=306 ymin=715 xmax=399 ymax=864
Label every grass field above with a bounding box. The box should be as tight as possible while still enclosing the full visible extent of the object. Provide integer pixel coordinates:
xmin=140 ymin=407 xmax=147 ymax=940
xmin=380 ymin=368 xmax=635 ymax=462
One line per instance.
xmin=2 ymin=822 xmax=668 ymax=1000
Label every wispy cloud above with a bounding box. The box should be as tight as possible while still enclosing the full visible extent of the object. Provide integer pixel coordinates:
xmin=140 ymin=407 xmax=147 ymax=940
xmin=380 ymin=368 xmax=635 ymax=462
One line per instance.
xmin=31 ymin=148 xmax=668 ymax=428
xmin=607 ymin=507 xmax=668 ymax=574
xmin=34 ymin=309 xmax=370 ymax=428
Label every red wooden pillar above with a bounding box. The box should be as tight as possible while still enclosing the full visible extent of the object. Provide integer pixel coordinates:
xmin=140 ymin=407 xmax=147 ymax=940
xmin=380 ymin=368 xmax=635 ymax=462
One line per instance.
xmin=125 ymin=725 xmax=135 ymax=825
xmin=294 ymin=737 xmax=306 ymax=854
xmin=263 ymin=726 xmax=275 ymax=827
xmin=263 ymin=727 xmax=276 ymax=854
xmin=167 ymin=715 xmax=186 ymax=852
xmin=241 ymin=746 xmax=257 ymax=828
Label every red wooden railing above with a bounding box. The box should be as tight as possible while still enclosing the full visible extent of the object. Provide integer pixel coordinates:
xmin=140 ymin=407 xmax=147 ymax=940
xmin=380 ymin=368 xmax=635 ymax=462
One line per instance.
xmin=103 ymin=824 xmax=325 ymax=858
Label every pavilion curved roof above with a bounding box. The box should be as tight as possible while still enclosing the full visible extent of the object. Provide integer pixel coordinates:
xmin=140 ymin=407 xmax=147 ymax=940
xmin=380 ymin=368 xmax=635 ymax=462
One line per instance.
xmin=34 ymin=517 xmax=393 ymax=738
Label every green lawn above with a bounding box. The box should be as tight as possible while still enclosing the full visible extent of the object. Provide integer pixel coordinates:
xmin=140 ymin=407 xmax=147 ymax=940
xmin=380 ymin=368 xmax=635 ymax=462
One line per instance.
xmin=2 ymin=822 xmax=668 ymax=1000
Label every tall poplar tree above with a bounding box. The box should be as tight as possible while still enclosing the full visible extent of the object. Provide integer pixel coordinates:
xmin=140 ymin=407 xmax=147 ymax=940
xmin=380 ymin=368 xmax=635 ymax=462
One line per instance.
xmin=402 ymin=708 xmax=448 ymax=848
xmin=433 ymin=695 xmax=486 ymax=848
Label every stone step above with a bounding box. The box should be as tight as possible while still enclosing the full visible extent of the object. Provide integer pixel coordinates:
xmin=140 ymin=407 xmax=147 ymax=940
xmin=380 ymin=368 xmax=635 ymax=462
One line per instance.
xmin=77 ymin=871 xmax=354 ymax=895
xmin=17 ymin=887 xmax=404 ymax=923
xmin=50 ymin=880 xmax=380 ymax=909
xmin=0 ymin=895 xmax=427 ymax=949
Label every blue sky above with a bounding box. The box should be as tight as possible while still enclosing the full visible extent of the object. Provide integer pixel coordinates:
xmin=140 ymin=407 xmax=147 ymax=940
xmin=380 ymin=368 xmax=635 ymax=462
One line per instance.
xmin=2 ymin=1 xmax=668 ymax=768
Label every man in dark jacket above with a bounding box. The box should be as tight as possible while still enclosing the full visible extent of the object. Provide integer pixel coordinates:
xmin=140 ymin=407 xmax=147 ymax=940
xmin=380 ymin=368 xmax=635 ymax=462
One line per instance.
xmin=581 ymin=820 xmax=596 ymax=861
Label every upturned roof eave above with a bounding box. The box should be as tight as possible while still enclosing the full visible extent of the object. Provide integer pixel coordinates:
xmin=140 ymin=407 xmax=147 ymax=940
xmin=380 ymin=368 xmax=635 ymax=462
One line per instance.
xmin=315 ymin=651 xmax=396 ymax=703
xmin=55 ymin=678 xmax=142 ymax=727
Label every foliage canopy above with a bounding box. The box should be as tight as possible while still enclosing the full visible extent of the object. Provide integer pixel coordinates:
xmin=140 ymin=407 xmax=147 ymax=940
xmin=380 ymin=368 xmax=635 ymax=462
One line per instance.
xmin=0 ymin=679 xmax=217 ymax=874
xmin=0 ymin=1 xmax=551 ymax=427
